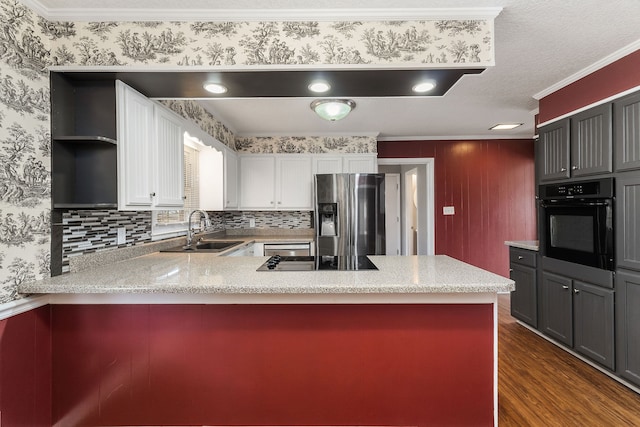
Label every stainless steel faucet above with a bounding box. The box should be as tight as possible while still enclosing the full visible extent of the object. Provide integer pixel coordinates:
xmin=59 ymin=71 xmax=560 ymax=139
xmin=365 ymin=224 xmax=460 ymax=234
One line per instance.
xmin=186 ymin=209 xmax=211 ymax=247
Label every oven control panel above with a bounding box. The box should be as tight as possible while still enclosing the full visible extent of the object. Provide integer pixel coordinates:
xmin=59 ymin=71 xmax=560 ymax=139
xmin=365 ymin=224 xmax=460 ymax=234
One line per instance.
xmin=539 ymin=178 xmax=614 ymax=199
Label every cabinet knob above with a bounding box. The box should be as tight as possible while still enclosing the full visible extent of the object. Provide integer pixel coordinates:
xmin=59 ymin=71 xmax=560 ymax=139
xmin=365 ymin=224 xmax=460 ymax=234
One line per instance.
xmin=571 ymin=165 xmax=578 ymax=170
xmin=278 ymin=201 xmax=282 ymax=204
xmin=560 ymin=168 xmax=567 ymax=172
xmin=562 ymin=285 xmax=569 ymax=290
xmin=150 ymin=192 xmax=156 ymax=197
xmin=518 ymin=255 xmax=523 ymax=260
xmin=509 ymin=268 xmax=513 ymax=272
xmin=574 ymin=289 xmax=580 ymax=294
xmin=270 ymin=201 xmax=274 ymax=204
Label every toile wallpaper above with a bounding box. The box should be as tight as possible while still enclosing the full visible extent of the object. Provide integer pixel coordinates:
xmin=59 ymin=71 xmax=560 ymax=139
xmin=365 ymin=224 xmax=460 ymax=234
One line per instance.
xmin=0 ymin=0 xmax=495 ymax=303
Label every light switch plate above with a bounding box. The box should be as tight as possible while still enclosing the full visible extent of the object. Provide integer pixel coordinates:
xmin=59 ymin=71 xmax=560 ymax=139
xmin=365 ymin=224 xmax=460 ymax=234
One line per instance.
xmin=443 ymin=206 xmax=455 ymax=215
xmin=249 ymin=218 xmax=256 ymax=228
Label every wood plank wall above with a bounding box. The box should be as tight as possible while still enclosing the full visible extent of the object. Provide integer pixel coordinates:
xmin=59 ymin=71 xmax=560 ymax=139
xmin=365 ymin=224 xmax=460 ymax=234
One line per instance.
xmin=378 ymin=139 xmax=536 ymax=276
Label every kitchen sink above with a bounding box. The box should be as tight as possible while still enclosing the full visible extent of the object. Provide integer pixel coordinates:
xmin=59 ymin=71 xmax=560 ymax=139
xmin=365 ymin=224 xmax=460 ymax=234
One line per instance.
xmin=160 ymin=241 xmax=244 ymax=253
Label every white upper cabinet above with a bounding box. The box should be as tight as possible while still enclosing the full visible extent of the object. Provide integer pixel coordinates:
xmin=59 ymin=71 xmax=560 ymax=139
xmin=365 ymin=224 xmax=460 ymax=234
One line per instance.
xmin=239 ymin=155 xmax=277 ymax=209
xmin=116 ymin=80 xmax=184 ymax=210
xmin=343 ymin=154 xmax=378 ymax=173
xmin=154 ymin=106 xmax=185 ymax=207
xmin=224 ymin=148 xmax=239 ymax=209
xmin=313 ymin=156 xmax=344 ymax=175
xmin=239 ymin=154 xmax=313 ymax=210
xmin=276 ymin=156 xmax=313 ymax=209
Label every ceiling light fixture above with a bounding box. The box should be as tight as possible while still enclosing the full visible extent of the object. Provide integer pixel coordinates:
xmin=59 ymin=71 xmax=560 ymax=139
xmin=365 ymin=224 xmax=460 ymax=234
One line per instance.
xmin=308 ymin=81 xmax=331 ymax=93
xmin=412 ymin=81 xmax=437 ymax=93
xmin=489 ymin=123 xmax=523 ymax=130
xmin=203 ymin=82 xmax=227 ymax=94
xmin=310 ymin=99 xmax=356 ymax=121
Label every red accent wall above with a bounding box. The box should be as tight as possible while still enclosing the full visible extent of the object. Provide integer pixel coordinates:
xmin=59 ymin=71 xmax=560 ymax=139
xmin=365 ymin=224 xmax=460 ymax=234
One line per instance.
xmin=538 ymin=49 xmax=640 ymax=123
xmin=378 ymin=139 xmax=536 ymax=277
xmin=52 ymin=303 xmax=494 ymax=426
xmin=0 ymin=306 xmax=52 ymax=426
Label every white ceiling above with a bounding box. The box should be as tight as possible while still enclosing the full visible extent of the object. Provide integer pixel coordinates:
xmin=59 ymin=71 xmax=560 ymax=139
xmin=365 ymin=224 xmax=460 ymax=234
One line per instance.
xmin=32 ymin=0 xmax=640 ymax=140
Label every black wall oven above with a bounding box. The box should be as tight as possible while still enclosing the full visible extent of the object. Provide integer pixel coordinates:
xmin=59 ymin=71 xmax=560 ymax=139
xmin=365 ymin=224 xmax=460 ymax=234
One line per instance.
xmin=539 ymin=178 xmax=614 ymax=270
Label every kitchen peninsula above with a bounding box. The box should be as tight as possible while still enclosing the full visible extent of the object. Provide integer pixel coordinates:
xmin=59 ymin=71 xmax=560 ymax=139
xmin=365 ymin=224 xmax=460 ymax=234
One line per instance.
xmin=20 ymin=253 xmax=513 ymax=426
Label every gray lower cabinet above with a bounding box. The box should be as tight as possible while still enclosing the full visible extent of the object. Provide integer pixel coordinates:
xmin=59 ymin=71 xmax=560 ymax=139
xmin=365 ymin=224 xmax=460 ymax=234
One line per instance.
xmin=616 ymin=270 xmax=640 ymax=387
xmin=573 ymin=280 xmax=615 ymax=370
xmin=540 ymin=271 xmax=615 ymax=369
xmin=541 ymin=272 xmax=573 ymax=346
xmin=509 ymin=247 xmax=538 ymax=327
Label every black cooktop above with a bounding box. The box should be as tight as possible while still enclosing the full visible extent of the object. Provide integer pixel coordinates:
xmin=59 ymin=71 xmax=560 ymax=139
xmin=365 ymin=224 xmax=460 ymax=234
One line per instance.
xmin=257 ymin=256 xmax=378 ymax=271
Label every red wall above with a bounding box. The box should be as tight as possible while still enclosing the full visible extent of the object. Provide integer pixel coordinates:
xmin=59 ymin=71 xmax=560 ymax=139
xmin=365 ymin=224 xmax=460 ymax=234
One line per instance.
xmin=52 ymin=303 xmax=494 ymax=426
xmin=378 ymin=139 xmax=536 ymax=276
xmin=0 ymin=306 xmax=52 ymax=426
xmin=539 ymin=49 xmax=640 ymax=123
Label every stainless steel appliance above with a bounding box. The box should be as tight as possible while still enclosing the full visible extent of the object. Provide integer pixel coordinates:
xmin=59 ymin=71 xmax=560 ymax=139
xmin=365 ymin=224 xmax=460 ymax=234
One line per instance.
xmin=314 ymin=173 xmax=385 ymax=256
xmin=263 ymin=243 xmax=311 ymax=257
xmin=256 ymin=255 xmax=378 ymax=271
xmin=539 ymin=177 xmax=614 ymax=270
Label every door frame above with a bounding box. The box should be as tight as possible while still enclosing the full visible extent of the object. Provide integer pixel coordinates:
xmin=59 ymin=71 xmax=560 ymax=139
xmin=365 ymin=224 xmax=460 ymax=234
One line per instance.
xmin=378 ymin=158 xmax=435 ymax=255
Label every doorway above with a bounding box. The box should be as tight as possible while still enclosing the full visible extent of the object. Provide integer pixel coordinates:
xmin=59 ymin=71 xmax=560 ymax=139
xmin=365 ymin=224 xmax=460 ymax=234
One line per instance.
xmin=378 ymin=158 xmax=434 ymax=255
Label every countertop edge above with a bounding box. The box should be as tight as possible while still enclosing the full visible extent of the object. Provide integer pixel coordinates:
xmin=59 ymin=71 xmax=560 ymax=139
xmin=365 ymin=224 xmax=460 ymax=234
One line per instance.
xmin=504 ymin=240 xmax=539 ymax=251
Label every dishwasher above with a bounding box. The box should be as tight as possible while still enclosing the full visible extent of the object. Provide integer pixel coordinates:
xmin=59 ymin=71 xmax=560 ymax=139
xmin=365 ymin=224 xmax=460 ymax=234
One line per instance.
xmin=263 ymin=242 xmax=312 ymax=257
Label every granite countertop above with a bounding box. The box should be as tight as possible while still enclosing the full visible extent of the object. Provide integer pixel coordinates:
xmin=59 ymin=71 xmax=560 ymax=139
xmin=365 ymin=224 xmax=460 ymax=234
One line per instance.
xmin=21 ymin=253 xmax=514 ymax=295
xmin=504 ymin=240 xmax=539 ymax=251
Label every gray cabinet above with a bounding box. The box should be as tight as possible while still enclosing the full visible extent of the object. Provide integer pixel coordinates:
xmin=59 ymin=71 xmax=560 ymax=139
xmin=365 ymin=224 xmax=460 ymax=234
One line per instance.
xmin=538 ymin=119 xmax=570 ymax=181
xmin=616 ymin=270 xmax=640 ymax=386
xmin=570 ymin=103 xmax=613 ymax=177
xmin=614 ymin=91 xmax=640 ymax=171
xmin=509 ymin=247 xmax=538 ymax=327
xmin=573 ymin=280 xmax=615 ymax=370
xmin=616 ymin=175 xmax=640 ymax=272
xmin=541 ymin=271 xmax=573 ymax=346
xmin=540 ymin=265 xmax=615 ymax=369
xmin=538 ymin=103 xmax=613 ymax=182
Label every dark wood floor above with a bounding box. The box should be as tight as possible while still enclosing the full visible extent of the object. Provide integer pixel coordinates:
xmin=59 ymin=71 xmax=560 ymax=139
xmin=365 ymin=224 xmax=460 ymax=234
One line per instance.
xmin=498 ymin=294 xmax=640 ymax=426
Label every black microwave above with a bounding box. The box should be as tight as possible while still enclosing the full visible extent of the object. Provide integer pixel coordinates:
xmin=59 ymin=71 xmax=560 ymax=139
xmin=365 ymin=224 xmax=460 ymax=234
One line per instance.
xmin=539 ymin=178 xmax=614 ymax=270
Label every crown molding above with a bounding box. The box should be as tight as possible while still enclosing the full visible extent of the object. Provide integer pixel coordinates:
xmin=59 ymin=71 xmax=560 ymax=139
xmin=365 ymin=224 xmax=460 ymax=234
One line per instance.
xmin=20 ymin=1 xmax=502 ymax=22
xmin=533 ymin=39 xmax=640 ymax=100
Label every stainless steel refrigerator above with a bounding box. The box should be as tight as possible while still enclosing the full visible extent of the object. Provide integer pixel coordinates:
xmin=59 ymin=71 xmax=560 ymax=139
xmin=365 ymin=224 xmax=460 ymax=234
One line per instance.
xmin=314 ymin=173 xmax=385 ymax=256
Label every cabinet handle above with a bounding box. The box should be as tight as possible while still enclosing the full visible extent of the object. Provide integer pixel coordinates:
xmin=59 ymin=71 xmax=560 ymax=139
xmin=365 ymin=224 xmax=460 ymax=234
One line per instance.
xmin=571 ymin=165 xmax=578 ymax=171
xmin=278 ymin=201 xmax=282 ymax=204
xmin=518 ymin=255 xmax=523 ymax=260
xmin=562 ymin=285 xmax=569 ymax=290
xmin=270 ymin=201 xmax=274 ymax=204
xmin=509 ymin=268 xmax=513 ymax=272
xmin=150 ymin=192 xmax=156 ymax=197
xmin=574 ymin=289 xmax=580 ymax=294
xmin=560 ymin=168 xmax=567 ymax=172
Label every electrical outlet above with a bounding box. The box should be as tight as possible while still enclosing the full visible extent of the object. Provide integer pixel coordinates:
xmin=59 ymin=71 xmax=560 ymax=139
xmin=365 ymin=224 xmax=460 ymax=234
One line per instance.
xmin=443 ymin=206 xmax=455 ymax=215
xmin=249 ymin=218 xmax=256 ymax=228
xmin=117 ymin=227 xmax=126 ymax=245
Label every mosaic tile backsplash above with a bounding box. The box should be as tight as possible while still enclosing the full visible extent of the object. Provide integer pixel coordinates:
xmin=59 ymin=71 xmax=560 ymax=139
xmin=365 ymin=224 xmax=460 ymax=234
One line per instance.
xmin=61 ymin=209 xmax=312 ymax=271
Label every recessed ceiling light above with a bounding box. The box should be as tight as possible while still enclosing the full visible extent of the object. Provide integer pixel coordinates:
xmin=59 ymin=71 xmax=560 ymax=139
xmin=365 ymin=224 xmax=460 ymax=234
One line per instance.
xmin=308 ymin=81 xmax=331 ymax=93
xmin=203 ymin=82 xmax=227 ymax=94
xmin=489 ymin=123 xmax=523 ymax=130
xmin=412 ymin=81 xmax=436 ymax=93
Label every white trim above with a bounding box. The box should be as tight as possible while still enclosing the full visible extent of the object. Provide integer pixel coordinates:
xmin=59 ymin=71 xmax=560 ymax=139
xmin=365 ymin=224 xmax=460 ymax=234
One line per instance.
xmin=537 ymin=83 xmax=640 ymax=128
xmin=377 ymin=158 xmax=435 ymax=256
xmin=22 ymin=3 xmax=502 ymax=22
xmin=534 ymin=39 xmax=640 ymax=100
xmin=0 ymin=295 xmax=50 ymax=321
xmin=47 ymin=292 xmax=496 ymax=305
